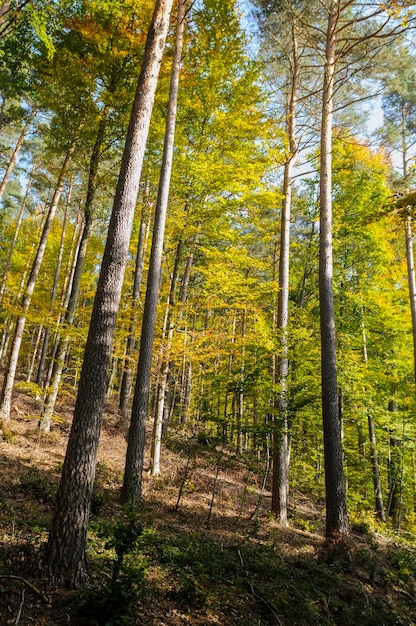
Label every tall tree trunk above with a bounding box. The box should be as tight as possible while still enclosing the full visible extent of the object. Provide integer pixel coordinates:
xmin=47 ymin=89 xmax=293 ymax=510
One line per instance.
xmin=39 ymin=107 xmax=111 ymax=432
xmin=271 ymin=21 xmax=299 ymax=525
xmin=0 ymin=108 xmax=36 ymax=202
xmin=122 ymin=0 xmax=186 ymax=507
xmin=119 ymin=199 xmax=151 ymax=428
xmin=236 ymin=309 xmax=246 ymax=455
xmin=0 ymin=212 xmax=44 ymax=363
xmin=360 ymin=301 xmax=386 ymax=521
xmin=26 ymin=324 xmax=43 ymax=383
xmin=405 ymin=215 xmax=416 ymax=386
xmin=319 ymin=1 xmax=348 ymax=539
xmin=44 ymin=0 xmax=174 ymax=588
xmin=0 ymin=168 xmax=33 ymax=307
xmin=368 ymin=414 xmax=386 ymax=522
xmin=150 ymin=237 xmax=183 ymax=476
xmin=387 ymin=400 xmax=402 ymax=528
xmin=0 ymin=142 xmax=76 ymax=427
xmin=36 ymin=182 xmax=72 ymax=388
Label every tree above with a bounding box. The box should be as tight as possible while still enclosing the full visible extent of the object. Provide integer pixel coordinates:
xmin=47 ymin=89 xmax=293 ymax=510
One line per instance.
xmin=0 ymin=139 xmax=76 ymax=428
xmin=122 ymin=0 xmax=187 ymax=504
xmin=44 ymin=0 xmax=174 ymax=588
xmin=271 ymin=19 xmax=299 ymax=526
xmin=318 ymin=0 xmax=349 ymax=539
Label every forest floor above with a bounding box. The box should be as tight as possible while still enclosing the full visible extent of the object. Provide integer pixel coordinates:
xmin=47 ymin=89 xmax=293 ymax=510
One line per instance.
xmin=0 ymin=382 xmax=416 ymax=625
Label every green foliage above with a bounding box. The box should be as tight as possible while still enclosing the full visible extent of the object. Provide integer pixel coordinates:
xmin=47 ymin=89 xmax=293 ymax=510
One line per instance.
xmin=78 ymin=509 xmax=146 ymax=625
xmin=19 ymin=467 xmax=56 ymax=503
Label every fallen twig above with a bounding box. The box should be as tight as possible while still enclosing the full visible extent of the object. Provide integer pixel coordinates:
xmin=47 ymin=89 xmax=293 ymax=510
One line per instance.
xmin=0 ymin=575 xmax=49 ymax=603
xmin=246 ymin=579 xmax=282 ymax=626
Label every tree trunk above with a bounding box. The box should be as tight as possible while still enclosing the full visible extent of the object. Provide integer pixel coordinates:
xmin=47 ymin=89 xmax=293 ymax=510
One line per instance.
xmin=405 ymin=215 xmax=416 ymax=386
xmin=236 ymin=309 xmax=246 ymax=455
xmin=0 ymin=142 xmax=76 ymax=427
xmin=0 ymin=108 xmax=36 ymax=202
xmin=122 ymin=0 xmax=186 ymax=507
xmin=44 ymin=0 xmax=174 ymax=588
xmin=271 ymin=21 xmax=298 ymax=525
xmin=368 ymin=414 xmax=386 ymax=522
xmin=36 ymin=183 xmax=72 ymax=388
xmin=0 ymin=168 xmax=33 ymax=307
xmin=319 ymin=1 xmax=348 ymax=539
xmin=119 ymin=199 xmax=151 ymax=428
xmin=40 ymin=108 xmax=112 ymax=432
xmin=26 ymin=324 xmax=43 ymax=383
xmin=360 ymin=301 xmax=385 ymax=521
xmin=150 ymin=237 xmax=184 ymax=475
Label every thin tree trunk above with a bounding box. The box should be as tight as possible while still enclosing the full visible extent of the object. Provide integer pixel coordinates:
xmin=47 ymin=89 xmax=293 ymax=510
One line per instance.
xmin=26 ymin=324 xmax=43 ymax=382
xmin=0 ymin=168 xmax=33 ymax=307
xmin=122 ymin=0 xmax=186 ymax=507
xmin=405 ymin=215 xmax=416 ymax=386
xmin=271 ymin=22 xmax=299 ymax=525
xmin=236 ymin=309 xmax=246 ymax=455
xmin=36 ymin=184 xmax=72 ymax=388
xmin=42 ymin=215 xmax=83 ymax=392
xmin=0 ymin=217 xmax=43 ymax=363
xmin=360 ymin=301 xmax=386 ymax=521
xmin=40 ymin=108 xmax=112 ymax=432
xmin=0 ymin=142 xmax=76 ymax=427
xmin=368 ymin=414 xmax=386 ymax=522
xmin=319 ymin=1 xmax=348 ymax=538
xmin=0 ymin=108 xmax=36 ymax=202
xmin=150 ymin=238 xmax=183 ymax=475
xmin=44 ymin=0 xmax=174 ymax=588
xmin=119 ymin=199 xmax=151 ymax=427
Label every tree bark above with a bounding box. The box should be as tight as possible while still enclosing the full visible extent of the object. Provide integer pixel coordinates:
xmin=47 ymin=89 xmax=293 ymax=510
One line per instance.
xmin=40 ymin=107 xmax=111 ymax=432
xmin=271 ymin=21 xmax=299 ymax=526
xmin=44 ymin=0 xmax=174 ymax=588
xmin=122 ymin=0 xmax=186 ymax=507
xmin=319 ymin=1 xmax=348 ymax=539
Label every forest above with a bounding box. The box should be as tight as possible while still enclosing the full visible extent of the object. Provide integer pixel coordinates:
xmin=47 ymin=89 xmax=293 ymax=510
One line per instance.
xmin=0 ymin=0 xmax=416 ymax=623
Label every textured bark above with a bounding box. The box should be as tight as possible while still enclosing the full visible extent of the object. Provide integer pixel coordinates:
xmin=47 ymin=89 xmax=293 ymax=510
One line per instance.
xmin=40 ymin=108 xmax=111 ymax=432
xmin=0 ymin=143 xmax=76 ymax=426
xmin=122 ymin=0 xmax=186 ymax=507
xmin=44 ymin=0 xmax=173 ymax=588
xmin=319 ymin=1 xmax=348 ymax=538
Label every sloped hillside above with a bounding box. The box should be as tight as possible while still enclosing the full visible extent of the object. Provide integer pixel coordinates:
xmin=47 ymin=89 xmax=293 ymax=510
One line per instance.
xmin=0 ymin=386 xmax=415 ymax=625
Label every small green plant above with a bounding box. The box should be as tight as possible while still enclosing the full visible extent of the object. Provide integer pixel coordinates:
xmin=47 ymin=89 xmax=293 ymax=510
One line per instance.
xmin=78 ymin=509 xmax=146 ymax=625
xmin=389 ymin=547 xmax=416 ymax=584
